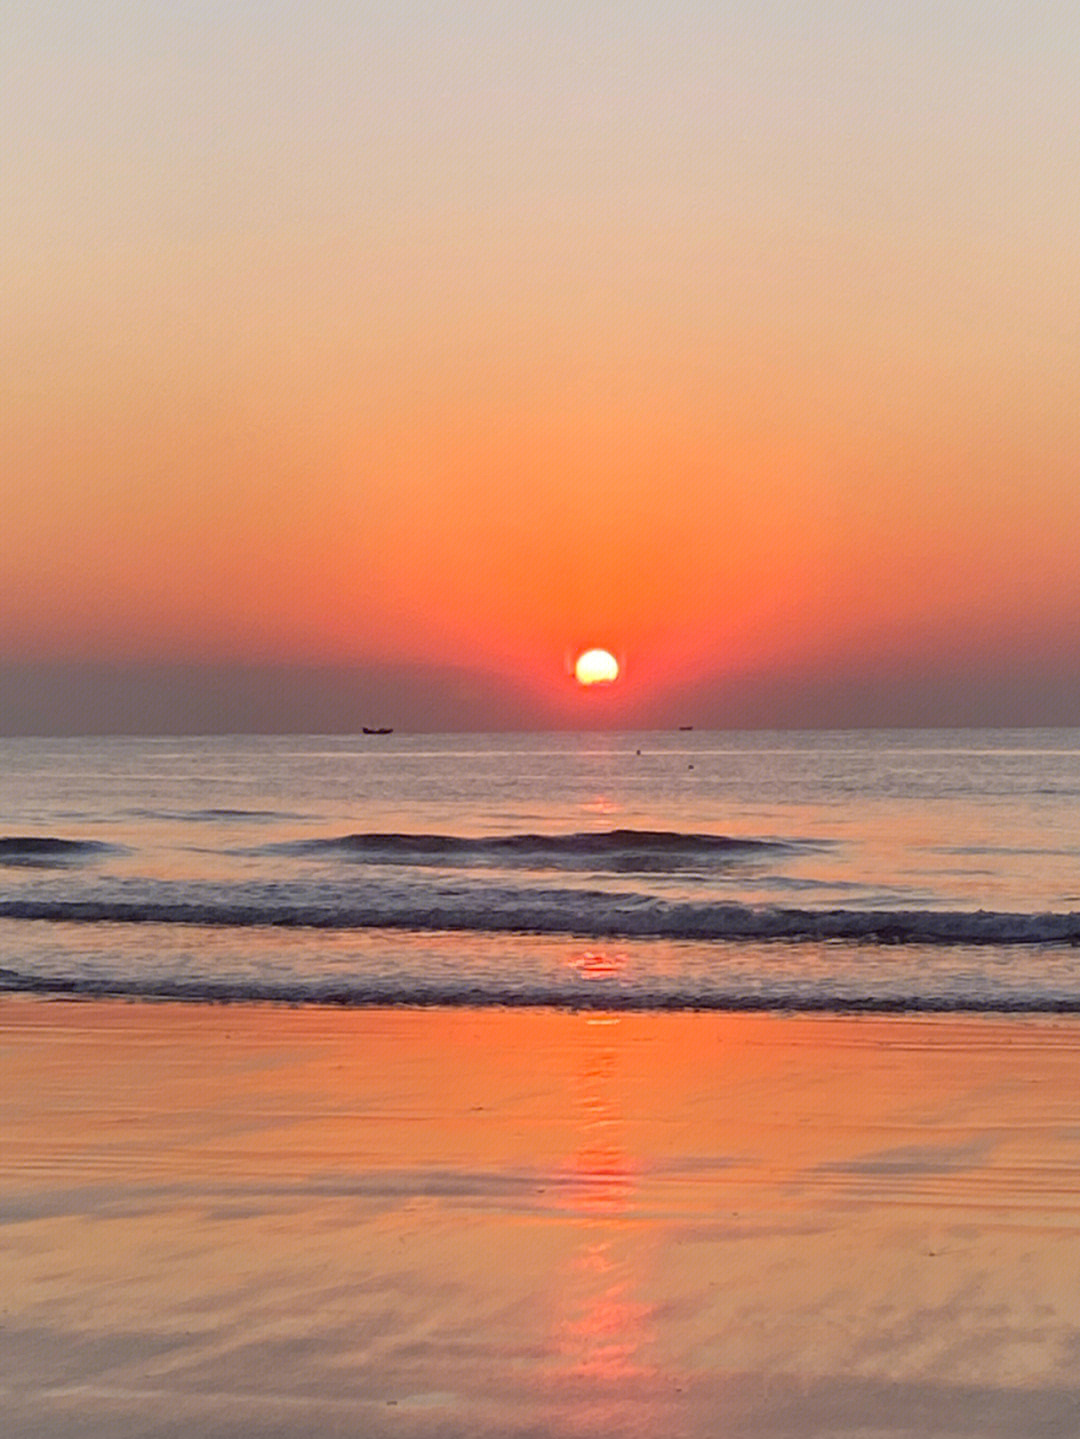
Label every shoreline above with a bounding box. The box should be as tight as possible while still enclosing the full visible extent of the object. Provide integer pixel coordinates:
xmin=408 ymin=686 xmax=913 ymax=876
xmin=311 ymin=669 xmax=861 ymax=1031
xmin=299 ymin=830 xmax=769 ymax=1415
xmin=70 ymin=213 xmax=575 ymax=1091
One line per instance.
xmin=9 ymin=983 xmax=1080 ymax=1014
xmin=6 ymin=996 xmax=1080 ymax=1437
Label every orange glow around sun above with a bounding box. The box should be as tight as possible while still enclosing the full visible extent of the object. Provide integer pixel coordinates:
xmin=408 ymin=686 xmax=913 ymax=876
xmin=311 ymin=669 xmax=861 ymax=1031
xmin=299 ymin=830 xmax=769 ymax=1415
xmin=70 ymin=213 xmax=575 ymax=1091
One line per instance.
xmin=575 ymin=649 xmax=620 ymax=686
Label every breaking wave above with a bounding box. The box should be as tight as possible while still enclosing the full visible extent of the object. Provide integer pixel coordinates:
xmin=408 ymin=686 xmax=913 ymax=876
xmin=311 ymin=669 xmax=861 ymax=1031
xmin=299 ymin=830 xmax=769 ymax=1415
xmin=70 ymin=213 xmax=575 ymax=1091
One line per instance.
xmin=3 ymin=967 xmax=1080 ymax=1013
xmin=4 ymin=893 xmax=1080 ymax=945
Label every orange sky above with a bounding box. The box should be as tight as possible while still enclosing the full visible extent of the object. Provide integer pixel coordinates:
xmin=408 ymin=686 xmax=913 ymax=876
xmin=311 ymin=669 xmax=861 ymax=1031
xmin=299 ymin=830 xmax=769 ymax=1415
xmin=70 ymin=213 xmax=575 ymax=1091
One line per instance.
xmin=4 ymin=2 xmax=1079 ymax=730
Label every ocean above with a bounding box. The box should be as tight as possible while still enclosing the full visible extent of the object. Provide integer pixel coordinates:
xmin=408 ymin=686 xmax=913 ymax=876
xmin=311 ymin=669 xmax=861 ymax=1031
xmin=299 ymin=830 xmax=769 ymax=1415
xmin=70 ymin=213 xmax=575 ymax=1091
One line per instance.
xmin=4 ymin=727 xmax=1080 ymax=1012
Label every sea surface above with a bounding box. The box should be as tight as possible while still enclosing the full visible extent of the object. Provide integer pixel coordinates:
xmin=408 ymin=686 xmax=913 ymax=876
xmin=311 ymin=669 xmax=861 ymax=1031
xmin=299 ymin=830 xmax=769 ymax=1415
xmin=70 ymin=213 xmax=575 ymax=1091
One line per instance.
xmin=4 ymin=728 xmax=1080 ymax=1012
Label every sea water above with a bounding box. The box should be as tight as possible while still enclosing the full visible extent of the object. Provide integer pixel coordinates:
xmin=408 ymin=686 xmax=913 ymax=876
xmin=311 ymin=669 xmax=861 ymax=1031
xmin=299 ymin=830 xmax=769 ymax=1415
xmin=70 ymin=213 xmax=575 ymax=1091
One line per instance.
xmin=4 ymin=728 xmax=1080 ymax=1010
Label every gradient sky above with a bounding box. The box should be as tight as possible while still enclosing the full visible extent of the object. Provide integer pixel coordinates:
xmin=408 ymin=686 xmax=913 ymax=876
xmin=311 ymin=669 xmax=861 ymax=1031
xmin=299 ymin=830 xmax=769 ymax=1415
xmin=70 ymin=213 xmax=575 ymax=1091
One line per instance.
xmin=4 ymin=1 xmax=1079 ymax=731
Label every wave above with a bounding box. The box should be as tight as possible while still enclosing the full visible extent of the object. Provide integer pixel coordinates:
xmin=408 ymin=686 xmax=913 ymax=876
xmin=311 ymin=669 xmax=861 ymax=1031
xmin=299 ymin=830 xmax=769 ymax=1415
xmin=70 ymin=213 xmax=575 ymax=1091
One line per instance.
xmin=4 ymin=894 xmax=1080 ymax=945
xmin=267 ymin=827 xmax=805 ymax=872
xmin=128 ymin=808 xmax=308 ymax=823
xmin=0 ymin=836 xmax=123 ymax=866
xmin=3 ymin=967 xmax=1080 ymax=1013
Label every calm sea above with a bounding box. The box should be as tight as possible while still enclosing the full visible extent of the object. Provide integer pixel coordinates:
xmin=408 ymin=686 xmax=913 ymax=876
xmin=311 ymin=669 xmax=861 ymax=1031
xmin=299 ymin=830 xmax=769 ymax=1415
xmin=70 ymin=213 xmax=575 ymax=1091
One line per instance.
xmin=4 ymin=729 xmax=1080 ymax=1011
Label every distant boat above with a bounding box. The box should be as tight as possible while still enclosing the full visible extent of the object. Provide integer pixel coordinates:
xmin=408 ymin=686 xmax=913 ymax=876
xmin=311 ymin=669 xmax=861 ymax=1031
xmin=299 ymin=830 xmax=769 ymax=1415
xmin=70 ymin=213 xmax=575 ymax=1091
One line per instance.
xmin=362 ymin=726 xmax=393 ymax=735
xmin=678 ymin=725 xmax=694 ymax=731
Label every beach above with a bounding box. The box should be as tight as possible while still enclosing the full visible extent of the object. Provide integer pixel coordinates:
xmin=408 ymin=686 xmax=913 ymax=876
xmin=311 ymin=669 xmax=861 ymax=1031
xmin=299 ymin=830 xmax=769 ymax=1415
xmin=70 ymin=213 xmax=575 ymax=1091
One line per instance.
xmin=6 ymin=995 xmax=1080 ymax=1438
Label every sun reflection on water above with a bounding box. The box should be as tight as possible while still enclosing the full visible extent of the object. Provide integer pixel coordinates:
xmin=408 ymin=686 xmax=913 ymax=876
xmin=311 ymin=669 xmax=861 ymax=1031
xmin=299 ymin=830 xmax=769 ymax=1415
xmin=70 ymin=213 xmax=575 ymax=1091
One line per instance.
xmin=572 ymin=949 xmax=627 ymax=981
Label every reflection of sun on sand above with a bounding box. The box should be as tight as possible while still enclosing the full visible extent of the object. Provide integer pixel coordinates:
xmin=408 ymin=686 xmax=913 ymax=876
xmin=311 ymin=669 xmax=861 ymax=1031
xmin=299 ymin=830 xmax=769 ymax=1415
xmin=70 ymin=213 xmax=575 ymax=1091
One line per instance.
xmin=549 ymin=1012 xmax=660 ymax=1401
xmin=559 ymin=1241 xmax=657 ymax=1387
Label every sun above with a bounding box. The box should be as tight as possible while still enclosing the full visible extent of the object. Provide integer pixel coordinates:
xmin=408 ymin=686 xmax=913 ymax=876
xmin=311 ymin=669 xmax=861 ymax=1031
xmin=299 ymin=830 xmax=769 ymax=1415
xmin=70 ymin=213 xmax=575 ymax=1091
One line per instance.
xmin=574 ymin=648 xmax=620 ymax=686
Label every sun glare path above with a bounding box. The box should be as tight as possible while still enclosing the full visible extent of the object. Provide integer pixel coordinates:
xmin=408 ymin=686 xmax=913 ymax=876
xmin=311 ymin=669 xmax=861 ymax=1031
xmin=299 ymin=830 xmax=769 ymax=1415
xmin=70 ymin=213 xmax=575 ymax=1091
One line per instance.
xmin=575 ymin=649 xmax=620 ymax=686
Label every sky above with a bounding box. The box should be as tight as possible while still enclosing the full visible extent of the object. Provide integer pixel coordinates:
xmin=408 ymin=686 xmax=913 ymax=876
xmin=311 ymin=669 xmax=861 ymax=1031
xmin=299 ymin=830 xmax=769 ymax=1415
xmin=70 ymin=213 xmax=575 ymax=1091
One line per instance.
xmin=3 ymin=1 xmax=1079 ymax=732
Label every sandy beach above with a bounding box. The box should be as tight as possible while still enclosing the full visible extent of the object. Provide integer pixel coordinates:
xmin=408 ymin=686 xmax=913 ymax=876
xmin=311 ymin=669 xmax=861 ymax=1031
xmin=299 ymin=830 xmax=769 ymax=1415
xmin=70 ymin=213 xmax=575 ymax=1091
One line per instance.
xmin=4 ymin=997 xmax=1080 ymax=1437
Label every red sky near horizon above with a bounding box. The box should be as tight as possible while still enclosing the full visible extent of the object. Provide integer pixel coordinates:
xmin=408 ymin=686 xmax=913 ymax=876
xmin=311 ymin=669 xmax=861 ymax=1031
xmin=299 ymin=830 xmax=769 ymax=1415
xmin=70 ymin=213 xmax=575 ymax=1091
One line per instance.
xmin=4 ymin=2 xmax=1080 ymax=728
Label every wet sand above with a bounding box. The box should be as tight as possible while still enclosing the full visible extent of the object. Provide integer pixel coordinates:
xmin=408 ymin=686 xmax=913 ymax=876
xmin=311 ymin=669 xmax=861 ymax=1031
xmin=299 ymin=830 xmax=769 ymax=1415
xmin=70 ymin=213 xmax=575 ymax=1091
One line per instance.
xmin=4 ymin=996 xmax=1080 ymax=1437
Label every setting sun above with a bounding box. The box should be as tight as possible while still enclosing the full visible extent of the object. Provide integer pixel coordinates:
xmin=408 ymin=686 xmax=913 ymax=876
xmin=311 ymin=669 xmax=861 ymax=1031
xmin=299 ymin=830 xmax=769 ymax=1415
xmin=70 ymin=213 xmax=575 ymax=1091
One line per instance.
xmin=574 ymin=649 xmax=620 ymax=686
